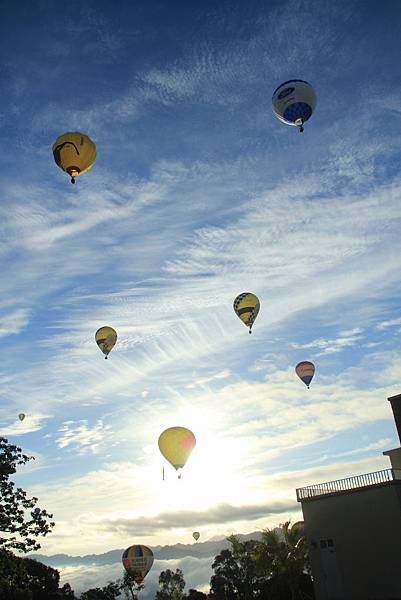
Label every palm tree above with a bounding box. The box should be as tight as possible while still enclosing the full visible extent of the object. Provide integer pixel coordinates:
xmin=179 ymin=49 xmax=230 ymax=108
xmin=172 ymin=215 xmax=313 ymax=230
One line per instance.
xmin=253 ymin=521 xmax=314 ymax=600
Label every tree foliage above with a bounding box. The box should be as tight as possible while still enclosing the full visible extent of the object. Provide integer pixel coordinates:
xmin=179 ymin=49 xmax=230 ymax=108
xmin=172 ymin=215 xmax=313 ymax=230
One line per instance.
xmin=253 ymin=521 xmax=314 ymax=599
xmin=0 ymin=548 xmax=77 ymax=599
xmin=0 ymin=437 xmax=55 ymax=553
xmin=156 ymin=568 xmax=186 ymax=600
xmin=209 ymin=527 xmax=314 ymax=600
xmin=80 ymin=581 xmax=121 ymax=600
xmin=185 ymin=590 xmax=208 ymax=599
xmin=120 ymin=571 xmax=143 ymax=599
xmin=0 ymin=548 xmax=32 ymax=599
xmin=209 ymin=538 xmax=261 ymax=600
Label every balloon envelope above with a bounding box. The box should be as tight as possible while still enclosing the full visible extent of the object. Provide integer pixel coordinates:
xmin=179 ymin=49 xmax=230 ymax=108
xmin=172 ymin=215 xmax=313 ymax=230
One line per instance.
xmin=18 ymin=413 xmax=25 ymax=422
xmin=95 ymin=326 xmax=117 ymax=359
xmin=122 ymin=545 xmax=154 ymax=584
xmin=193 ymin=532 xmax=200 ymax=542
xmin=52 ymin=132 xmax=96 ymax=183
xmin=158 ymin=427 xmax=196 ymax=471
xmin=272 ymin=80 xmax=316 ymax=131
xmin=233 ymin=292 xmax=260 ymax=333
xmin=295 ymin=361 xmax=315 ymax=388
xmin=291 ymin=521 xmax=305 ymax=536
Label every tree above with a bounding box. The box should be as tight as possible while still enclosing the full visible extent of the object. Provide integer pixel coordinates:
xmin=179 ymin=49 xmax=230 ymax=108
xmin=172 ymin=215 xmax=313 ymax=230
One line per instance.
xmin=22 ymin=557 xmax=77 ymax=599
xmin=0 ymin=437 xmax=55 ymax=553
xmin=253 ymin=522 xmax=314 ymax=600
xmin=22 ymin=557 xmax=60 ymax=599
xmin=59 ymin=583 xmax=76 ymax=599
xmin=185 ymin=590 xmax=208 ymax=599
xmin=156 ymin=569 xmax=185 ymax=600
xmin=0 ymin=548 xmax=77 ymax=599
xmin=80 ymin=581 xmax=121 ymax=600
xmin=209 ymin=537 xmax=261 ymax=600
xmin=120 ymin=572 xmax=143 ymax=600
xmin=0 ymin=548 xmax=32 ymax=599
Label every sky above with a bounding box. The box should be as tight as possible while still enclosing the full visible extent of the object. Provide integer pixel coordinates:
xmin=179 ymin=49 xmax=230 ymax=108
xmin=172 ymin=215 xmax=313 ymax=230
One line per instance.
xmin=1 ymin=0 xmax=401 ymax=593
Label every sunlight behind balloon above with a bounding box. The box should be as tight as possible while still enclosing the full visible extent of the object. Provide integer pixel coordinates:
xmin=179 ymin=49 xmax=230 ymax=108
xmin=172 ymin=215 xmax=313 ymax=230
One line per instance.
xmin=154 ymin=409 xmax=255 ymax=512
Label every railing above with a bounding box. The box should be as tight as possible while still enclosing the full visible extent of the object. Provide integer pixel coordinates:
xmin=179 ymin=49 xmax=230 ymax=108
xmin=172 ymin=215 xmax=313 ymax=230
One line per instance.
xmin=296 ymin=468 xmax=401 ymax=501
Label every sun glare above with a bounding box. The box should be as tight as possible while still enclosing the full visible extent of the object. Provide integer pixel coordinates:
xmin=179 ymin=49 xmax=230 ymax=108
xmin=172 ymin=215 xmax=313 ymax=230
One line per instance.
xmin=152 ymin=409 xmax=254 ymax=513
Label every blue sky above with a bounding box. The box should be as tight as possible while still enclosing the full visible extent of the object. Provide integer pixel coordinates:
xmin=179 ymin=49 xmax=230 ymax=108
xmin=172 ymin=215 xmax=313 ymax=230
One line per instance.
xmin=1 ymin=0 xmax=401 ymax=589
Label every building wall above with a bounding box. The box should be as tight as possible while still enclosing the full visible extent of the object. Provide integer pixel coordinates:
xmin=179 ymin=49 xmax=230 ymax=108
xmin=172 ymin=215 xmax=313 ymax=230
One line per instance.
xmin=383 ymin=448 xmax=401 ymax=470
xmin=301 ymin=482 xmax=401 ymax=600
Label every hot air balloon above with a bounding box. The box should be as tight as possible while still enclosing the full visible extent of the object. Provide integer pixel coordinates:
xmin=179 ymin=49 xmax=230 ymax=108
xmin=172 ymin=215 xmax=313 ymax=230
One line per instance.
xmin=52 ymin=132 xmax=96 ymax=183
xmin=158 ymin=427 xmax=196 ymax=477
xmin=291 ymin=521 xmax=305 ymax=536
xmin=233 ymin=293 xmax=260 ymax=334
xmin=95 ymin=326 xmax=117 ymax=359
xmin=122 ymin=545 xmax=154 ymax=585
xmin=193 ymin=532 xmax=200 ymax=542
xmin=18 ymin=413 xmax=25 ymax=422
xmin=272 ymin=80 xmax=316 ymax=132
xmin=295 ymin=361 xmax=315 ymax=389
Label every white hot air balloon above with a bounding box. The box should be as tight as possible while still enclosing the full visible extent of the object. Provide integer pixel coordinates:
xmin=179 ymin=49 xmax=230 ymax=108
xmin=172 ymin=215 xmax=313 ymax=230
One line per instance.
xmin=272 ymin=80 xmax=317 ymax=132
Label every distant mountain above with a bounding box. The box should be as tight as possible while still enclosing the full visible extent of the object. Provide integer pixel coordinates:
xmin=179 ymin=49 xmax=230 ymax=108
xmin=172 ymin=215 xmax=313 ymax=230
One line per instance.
xmin=31 ymin=530 xmax=271 ymax=568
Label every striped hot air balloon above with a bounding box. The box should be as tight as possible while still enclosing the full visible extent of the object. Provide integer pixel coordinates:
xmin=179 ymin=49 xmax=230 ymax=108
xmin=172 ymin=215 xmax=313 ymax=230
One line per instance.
xmin=122 ymin=545 xmax=154 ymax=585
xmin=295 ymin=361 xmax=315 ymax=389
xmin=233 ymin=293 xmax=260 ymax=334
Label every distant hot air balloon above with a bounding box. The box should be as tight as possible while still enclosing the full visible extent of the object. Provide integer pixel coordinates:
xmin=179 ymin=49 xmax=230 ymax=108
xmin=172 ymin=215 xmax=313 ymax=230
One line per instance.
xmin=18 ymin=413 xmax=25 ymax=422
xmin=158 ymin=427 xmax=196 ymax=477
xmin=95 ymin=326 xmax=117 ymax=359
xmin=291 ymin=521 xmax=305 ymax=536
xmin=193 ymin=532 xmax=200 ymax=542
xmin=233 ymin=293 xmax=260 ymax=334
xmin=272 ymin=80 xmax=316 ymax=132
xmin=295 ymin=361 xmax=315 ymax=389
xmin=52 ymin=132 xmax=96 ymax=183
xmin=122 ymin=545 xmax=154 ymax=585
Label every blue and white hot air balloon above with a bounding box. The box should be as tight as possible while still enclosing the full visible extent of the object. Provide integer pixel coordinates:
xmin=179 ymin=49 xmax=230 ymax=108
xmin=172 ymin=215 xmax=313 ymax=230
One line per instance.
xmin=272 ymin=80 xmax=316 ymax=132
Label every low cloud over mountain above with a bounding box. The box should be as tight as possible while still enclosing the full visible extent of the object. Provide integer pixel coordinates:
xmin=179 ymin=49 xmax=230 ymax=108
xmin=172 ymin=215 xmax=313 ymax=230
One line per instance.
xmin=31 ymin=531 xmax=270 ymax=595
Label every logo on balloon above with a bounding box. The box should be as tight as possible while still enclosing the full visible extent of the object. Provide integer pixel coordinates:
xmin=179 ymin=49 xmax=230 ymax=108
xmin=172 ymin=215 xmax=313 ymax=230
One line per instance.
xmin=278 ymin=87 xmax=294 ymax=100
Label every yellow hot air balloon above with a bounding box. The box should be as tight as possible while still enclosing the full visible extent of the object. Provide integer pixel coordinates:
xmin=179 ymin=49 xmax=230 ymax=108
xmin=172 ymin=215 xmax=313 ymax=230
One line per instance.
xmin=18 ymin=413 xmax=25 ymax=422
xmin=158 ymin=427 xmax=196 ymax=477
xmin=295 ymin=361 xmax=315 ymax=389
xmin=95 ymin=326 xmax=117 ymax=359
xmin=52 ymin=132 xmax=96 ymax=184
xmin=122 ymin=545 xmax=154 ymax=585
xmin=233 ymin=292 xmax=260 ymax=334
xmin=193 ymin=532 xmax=200 ymax=542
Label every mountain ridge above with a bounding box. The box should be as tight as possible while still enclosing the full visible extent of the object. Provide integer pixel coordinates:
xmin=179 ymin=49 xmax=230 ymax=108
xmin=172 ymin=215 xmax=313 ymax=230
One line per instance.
xmin=30 ymin=530 xmax=271 ymax=568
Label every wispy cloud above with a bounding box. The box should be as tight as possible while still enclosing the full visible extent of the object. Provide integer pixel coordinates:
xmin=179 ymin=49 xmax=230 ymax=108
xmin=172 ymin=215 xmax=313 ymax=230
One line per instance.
xmin=186 ymin=369 xmax=231 ymax=389
xmin=290 ymin=328 xmax=364 ymax=356
xmin=0 ymin=308 xmax=30 ymax=338
xmin=377 ymin=317 xmax=401 ymax=331
xmin=56 ymin=420 xmax=113 ymax=454
xmin=307 ymin=438 xmax=393 ymax=465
